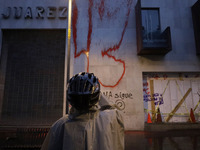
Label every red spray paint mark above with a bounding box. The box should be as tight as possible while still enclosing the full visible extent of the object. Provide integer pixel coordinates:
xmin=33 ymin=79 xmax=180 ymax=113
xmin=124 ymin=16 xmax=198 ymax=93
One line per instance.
xmin=87 ymin=0 xmax=93 ymax=55
xmin=153 ymin=74 xmax=160 ymax=80
xmin=163 ymin=74 xmax=168 ymax=80
xmin=72 ymin=0 xmax=133 ymax=88
xmin=73 ymin=0 xmax=93 ymax=72
xmin=99 ymin=3 xmax=132 ymax=88
xmin=107 ymin=7 xmax=120 ymax=19
xmin=97 ymin=0 xmax=119 ymax=20
xmin=143 ymin=82 xmax=150 ymax=95
xmin=72 ymin=0 xmax=78 ymax=53
xmin=143 ymin=82 xmax=149 ymax=87
xmin=98 ymin=0 xmax=105 ymax=21
xmin=143 ymin=88 xmax=150 ymax=95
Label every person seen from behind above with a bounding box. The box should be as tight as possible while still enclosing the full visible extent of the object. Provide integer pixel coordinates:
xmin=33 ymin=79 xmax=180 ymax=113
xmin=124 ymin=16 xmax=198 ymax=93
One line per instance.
xmin=41 ymin=72 xmax=124 ymax=150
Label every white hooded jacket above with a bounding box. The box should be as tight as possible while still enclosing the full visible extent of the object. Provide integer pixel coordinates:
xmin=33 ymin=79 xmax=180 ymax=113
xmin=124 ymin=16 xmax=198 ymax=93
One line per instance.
xmin=41 ymin=94 xmax=124 ymax=150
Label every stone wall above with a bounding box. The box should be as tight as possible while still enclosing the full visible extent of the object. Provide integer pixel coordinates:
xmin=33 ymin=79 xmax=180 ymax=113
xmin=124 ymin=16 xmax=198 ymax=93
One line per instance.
xmin=0 ymin=0 xmax=199 ymax=130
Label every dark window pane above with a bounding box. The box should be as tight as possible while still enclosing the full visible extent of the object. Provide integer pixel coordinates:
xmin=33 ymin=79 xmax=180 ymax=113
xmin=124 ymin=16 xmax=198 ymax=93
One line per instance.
xmin=0 ymin=30 xmax=65 ymax=126
xmin=141 ymin=9 xmax=161 ymax=41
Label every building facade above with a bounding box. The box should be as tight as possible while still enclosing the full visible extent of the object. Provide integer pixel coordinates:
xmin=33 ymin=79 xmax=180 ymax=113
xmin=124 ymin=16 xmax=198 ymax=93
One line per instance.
xmin=0 ymin=0 xmax=199 ymax=131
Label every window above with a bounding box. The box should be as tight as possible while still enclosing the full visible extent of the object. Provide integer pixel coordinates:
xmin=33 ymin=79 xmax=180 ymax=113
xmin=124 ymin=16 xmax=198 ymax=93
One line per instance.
xmin=135 ymin=0 xmax=171 ymax=55
xmin=141 ymin=8 xmax=161 ymax=42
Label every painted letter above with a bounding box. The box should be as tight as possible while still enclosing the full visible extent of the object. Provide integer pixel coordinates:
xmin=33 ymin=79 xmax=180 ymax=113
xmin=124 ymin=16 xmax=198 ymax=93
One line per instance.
xmin=2 ymin=7 xmax=11 ymax=19
xmin=102 ymin=91 xmax=108 ymax=96
xmin=59 ymin=7 xmax=67 ymax=19
xmin=24 ymin=7 xmax=32 ymax=19
xmin=36 ymin=7 xmax=45 ymax=19
xmin=115 ymin=93 xmax=119 ymax=99
xmin=109 ymin=91 xmax=112 ymax=98
xmin=47 ymin=7 xmax=56 ymax=19
xmin=14 ymin=7 xmax=22 ymax=19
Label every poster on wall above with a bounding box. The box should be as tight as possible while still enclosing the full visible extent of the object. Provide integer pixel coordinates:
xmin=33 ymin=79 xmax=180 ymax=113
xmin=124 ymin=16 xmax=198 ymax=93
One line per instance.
xmin=143 ymin=72 xmax=200 ymax=123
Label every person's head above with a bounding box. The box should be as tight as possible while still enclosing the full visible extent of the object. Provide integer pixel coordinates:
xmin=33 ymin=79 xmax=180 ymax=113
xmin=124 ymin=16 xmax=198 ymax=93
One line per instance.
xmin=67 ymin=72 xmax=100 ymax=111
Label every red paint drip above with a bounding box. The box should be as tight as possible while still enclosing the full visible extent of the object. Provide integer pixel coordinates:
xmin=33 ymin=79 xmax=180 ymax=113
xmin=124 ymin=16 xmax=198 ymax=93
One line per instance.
xmin=99 ymin=1 xmax=132 ymax=88
xmin=98 ymin=0 xmax=105 ymax=21
xmin=72 ymin=0 xmax=133 ymax=88
xmin=73 ymin=0 xmax=93 ymax=72
xmin=107 ymin=7 xmax=120 ymax=19
xmin=99 ymin=53 xmax=126 ymax=88
xmin=72 ymin=0 xmax=78 ymax=56
xmin=87 ymin=0 xmax=93 ymax=53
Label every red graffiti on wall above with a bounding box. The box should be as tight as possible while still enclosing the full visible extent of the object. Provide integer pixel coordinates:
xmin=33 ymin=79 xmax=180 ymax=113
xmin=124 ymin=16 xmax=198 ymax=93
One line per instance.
xmin=97 ymin=0 xmax=120 ymax=20
xmin=163 ymin=74 xmax=168 ymax=80
xmin=100 ymin=6 xmax=131 ymax=87
xmin=73 ymin=0 xmax=93 ymax=72
xmin=98 ymin=0 xmax=105 ymax=21
xmin=72 ymin=0 xmax=133 ymax=88
xmin=143 ymin=82 xmax=150 ymax=95
xmin=143 ymin=88 xmax=150 ymax=95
